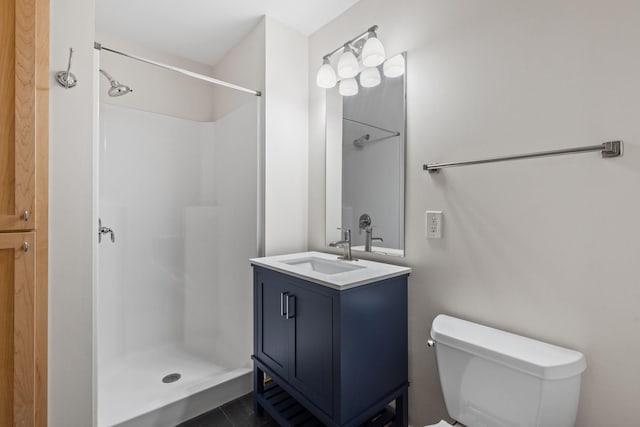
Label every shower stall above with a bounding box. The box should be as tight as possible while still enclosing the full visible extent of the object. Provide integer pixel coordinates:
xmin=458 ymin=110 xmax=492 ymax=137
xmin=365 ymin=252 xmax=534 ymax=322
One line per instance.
xmin=93 ymin=46 xmax=263 ymax=427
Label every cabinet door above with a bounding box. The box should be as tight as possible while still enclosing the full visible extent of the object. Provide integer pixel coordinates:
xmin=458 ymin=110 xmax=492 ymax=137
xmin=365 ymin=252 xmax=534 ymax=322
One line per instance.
xmin=0 ymin=0 xmax=37 ymax=231
xmin=287 ymin=283 xmax=333 ymax=416
xmin=255 ymin=270 xmax=291 ymax=380
xmin=0 ymin=232 xmax=35 ymax=426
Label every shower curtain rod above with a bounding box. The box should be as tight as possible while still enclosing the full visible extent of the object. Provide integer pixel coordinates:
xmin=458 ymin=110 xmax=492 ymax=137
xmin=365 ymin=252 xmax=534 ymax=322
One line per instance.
xmin=94 ymin=42 xmax=262 ymax=96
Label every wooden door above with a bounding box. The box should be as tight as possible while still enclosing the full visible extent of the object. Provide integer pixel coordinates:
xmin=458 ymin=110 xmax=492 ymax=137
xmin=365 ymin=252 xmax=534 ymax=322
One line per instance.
xmin=0 ymin=0 xmax=37 ymax=231
xmin=0 ymin=232 xmax=35 ymax=426
xmin=0 ymin=0 xmax=48 ymax=425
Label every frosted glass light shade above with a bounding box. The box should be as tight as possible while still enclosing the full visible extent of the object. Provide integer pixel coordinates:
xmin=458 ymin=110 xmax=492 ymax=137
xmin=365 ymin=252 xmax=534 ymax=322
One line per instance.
xmin=337 ymin=47 xmax=359 ymax=78
xmin=360 ymin=67 xmax=381 ymax=88
xmin=383 ymin=54 xmax=405 ymax=78
xmin=362 ymin=35 xmax=386 ymax=67
xmin=339 ymin=78 xmax=359 ymax=96
xmin=316 ymin=59 xmax=337 ymax=88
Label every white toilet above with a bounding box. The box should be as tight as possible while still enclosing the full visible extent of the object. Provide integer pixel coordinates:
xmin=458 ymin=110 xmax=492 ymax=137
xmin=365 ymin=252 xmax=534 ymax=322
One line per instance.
xmin=426 ymin=315 xmax=587 ymax=427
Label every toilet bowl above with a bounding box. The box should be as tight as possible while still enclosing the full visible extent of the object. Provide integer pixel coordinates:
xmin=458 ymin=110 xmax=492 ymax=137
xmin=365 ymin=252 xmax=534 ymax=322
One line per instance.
xmin=425 ymin=315 xmax=586 ymax=427
xmin=425 ymin=421 xmax=453 ymax=427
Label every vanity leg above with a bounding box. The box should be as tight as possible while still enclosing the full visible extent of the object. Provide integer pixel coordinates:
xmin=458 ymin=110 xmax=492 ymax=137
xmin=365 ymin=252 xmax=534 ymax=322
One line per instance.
xmin=395 ymin=388 xmax=408 ymax=427
xmin=253 ymin=365 xmax=264 ymax=416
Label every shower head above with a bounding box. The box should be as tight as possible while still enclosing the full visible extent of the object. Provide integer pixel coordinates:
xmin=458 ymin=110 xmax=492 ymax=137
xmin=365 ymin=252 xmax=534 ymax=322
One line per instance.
xmin=99 ymin=69 xmax=133 ymax=97
xmin=353 ymin=134 xmax=370 ymax=148
xmin=108 ymin=83 xmax=133 ymax=97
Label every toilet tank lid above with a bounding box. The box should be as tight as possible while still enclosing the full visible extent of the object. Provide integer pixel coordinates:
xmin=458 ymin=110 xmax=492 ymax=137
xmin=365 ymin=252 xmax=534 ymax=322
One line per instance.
xmin=431 ymin=315 xmax=586 ymax=380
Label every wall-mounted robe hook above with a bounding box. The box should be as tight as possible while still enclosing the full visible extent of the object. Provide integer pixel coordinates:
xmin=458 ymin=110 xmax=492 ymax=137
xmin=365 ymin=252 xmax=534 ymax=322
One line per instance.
xmin=56 ymin=48 xmax=77 ymax=88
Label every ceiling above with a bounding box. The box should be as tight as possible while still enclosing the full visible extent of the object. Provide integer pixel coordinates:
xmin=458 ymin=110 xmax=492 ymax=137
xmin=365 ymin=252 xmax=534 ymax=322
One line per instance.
xmin=96 ymin=0 xmax=360 ymax=66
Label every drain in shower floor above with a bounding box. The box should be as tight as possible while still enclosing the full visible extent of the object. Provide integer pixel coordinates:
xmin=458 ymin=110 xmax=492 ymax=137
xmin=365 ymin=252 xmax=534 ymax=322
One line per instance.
xmin=162 ymin=373 xmax=181 ymax=383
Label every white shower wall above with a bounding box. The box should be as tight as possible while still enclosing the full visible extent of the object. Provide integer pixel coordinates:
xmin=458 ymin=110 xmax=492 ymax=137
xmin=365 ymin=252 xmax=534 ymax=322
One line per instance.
xmin=97 ymin=100 xmax=258 ymax=394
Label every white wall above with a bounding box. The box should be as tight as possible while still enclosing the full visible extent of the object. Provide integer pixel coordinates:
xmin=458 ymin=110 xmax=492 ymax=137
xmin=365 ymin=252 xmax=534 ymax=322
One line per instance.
xmin=49 ymin=0 xmax=96 ymax=425
xmin=264 ymin=17 xmax=309 ymax=255
xmin=308 ymin=0 xmax=640 ymax=426
xmin=211 ymin=19 xmax=266 ymax=121
xmin=211 ymin=17 xmax=309 ymax=257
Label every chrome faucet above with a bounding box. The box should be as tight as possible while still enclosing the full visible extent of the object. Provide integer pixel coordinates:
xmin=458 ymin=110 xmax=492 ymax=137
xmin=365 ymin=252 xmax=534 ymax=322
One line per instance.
xmin=364 ymin=228 xmax=383 ymax=252
xmin=358 ymin=213 xmax=383 ymax=252
xmin=329 ymin=228 xmax=357 ymax=261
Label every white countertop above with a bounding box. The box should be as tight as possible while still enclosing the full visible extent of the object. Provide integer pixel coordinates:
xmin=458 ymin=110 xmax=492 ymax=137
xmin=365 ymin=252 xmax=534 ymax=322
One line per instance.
xmin=351 ymin=245 xmax=404 ymax=257
xmin=249 ymin=251 xmax=411 ymax=290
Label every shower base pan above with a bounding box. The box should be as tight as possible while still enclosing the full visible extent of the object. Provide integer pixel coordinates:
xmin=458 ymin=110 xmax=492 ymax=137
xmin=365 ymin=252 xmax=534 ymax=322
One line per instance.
xmin=98 ymin=345 xmax=252 ymax=427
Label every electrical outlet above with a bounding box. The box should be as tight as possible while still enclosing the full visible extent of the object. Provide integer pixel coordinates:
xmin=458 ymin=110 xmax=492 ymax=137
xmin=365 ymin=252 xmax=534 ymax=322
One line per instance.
xmin=425 ymin=211 xmax=443 ymax=239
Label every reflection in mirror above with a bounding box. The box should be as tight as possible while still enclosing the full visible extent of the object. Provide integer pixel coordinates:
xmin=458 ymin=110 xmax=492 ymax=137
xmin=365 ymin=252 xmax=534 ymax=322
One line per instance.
xmin=326 ymin=53 xmax=406 ymax=257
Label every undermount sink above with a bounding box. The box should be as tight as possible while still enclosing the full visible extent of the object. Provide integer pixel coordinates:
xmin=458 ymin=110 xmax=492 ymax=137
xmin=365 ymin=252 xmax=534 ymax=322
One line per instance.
xmin=282 ymin=256 xmax=365 ymax=275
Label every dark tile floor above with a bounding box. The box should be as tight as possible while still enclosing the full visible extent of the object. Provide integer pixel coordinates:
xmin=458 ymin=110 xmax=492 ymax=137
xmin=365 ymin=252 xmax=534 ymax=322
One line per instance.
xmin=178 ymin=392 xmax=278 ymax=427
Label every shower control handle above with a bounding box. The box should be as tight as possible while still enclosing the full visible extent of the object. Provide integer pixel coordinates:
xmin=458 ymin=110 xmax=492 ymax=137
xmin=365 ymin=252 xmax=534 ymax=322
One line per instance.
xmin=98 ymin=218 xmax=115 ymax=243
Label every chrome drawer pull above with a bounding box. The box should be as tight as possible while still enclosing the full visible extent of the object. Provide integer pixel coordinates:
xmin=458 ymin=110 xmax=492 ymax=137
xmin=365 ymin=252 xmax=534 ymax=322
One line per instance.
xmin=280 ymin=292 xmax=288 ymax=317
xmin=285 ymin=295 xmax=295 ymax=319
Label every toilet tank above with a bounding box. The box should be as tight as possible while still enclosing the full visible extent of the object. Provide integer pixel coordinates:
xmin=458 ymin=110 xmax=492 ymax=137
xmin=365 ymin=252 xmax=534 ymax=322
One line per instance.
xmin=430 ymin=315 xmax=586 ymax=427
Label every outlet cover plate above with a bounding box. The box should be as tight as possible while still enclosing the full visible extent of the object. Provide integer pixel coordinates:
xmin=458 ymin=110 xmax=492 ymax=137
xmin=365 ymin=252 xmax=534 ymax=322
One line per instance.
xmin=426 ymin=211 xmax=443 ymax=239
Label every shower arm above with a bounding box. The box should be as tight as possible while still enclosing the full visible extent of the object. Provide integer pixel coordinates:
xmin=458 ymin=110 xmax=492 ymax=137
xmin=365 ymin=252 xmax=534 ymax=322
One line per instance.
xmin=99 ymin=69 xmax=114 ymax=82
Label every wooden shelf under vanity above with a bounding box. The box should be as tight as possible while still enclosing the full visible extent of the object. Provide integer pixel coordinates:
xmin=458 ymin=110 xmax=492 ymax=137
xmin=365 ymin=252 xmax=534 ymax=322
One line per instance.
xmin=255 ymin=380 xmax=396 ymax=427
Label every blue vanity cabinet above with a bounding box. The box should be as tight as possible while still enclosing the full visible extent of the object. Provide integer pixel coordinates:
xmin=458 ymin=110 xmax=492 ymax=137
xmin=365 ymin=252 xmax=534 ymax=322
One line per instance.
xmin=254 ymin=267 xmax=334 ymax=415
xmin=254 ymin=274 xmax=291 ymax=380
xmin=287 ymin=280 xmax=334 ymax=414
xmin=252 ymin=265 xmax=409 ymax=427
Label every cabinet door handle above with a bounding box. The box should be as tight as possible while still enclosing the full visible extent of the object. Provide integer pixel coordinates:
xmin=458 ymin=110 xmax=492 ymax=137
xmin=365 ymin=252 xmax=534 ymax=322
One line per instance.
xmin=280 ymin=292 xmax=288 ymax=317
xmin=285 ymin=294 xmax=295 ymax=319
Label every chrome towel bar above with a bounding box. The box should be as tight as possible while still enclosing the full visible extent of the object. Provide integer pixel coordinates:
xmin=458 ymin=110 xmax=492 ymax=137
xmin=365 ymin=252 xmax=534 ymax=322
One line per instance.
xmin=424 ymin=140 xmax=622 ymax=173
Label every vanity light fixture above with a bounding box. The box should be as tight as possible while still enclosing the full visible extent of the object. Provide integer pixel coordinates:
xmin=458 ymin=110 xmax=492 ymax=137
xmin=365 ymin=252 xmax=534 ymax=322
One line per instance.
xmin=337 ymin=45 xmax=359 ymax=78
xmin=316 ymin=25 xmax=402 ymax=95
xmin=339 ymin=77 xmax=359 ymax=96
xmin=359 ymin=67 xmax=381 ymax=88
xmin=317 ymin=57 xmax=337 ymax=88
xmin=361 ymin=31 xmax=386 ymax=67
xmin=383 ymin=53 xmax=405 ymax=78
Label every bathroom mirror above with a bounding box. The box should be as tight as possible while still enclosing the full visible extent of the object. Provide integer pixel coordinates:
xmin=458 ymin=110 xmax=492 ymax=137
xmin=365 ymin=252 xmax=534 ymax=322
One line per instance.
xmin=325 ymin=52 xmax=406 ymax=257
